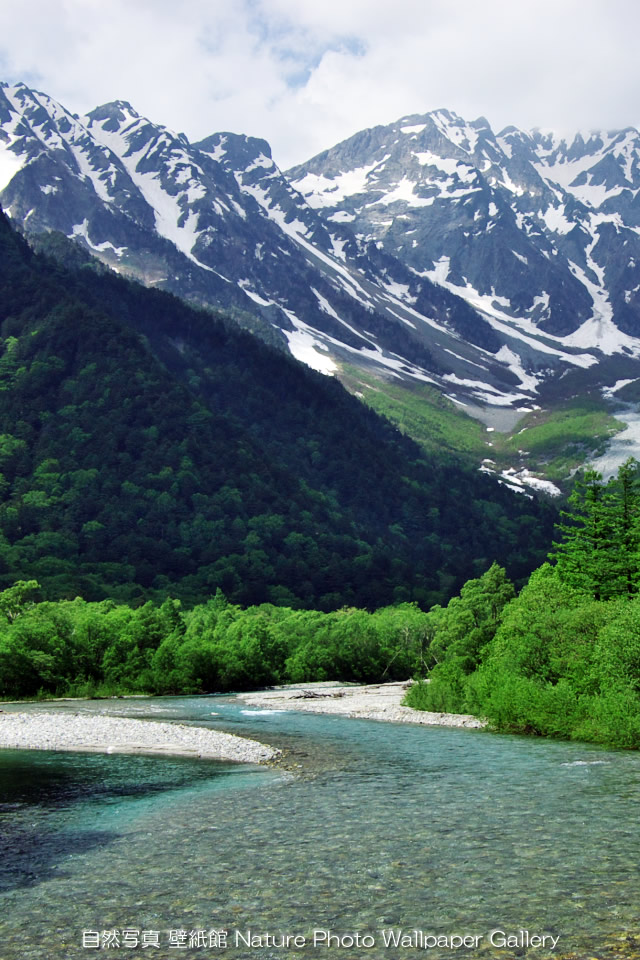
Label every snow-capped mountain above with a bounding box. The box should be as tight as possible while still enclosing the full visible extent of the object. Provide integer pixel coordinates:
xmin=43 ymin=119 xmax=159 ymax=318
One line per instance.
xmin=0 ymin=82 xmax=503 ymax=396
xmin=288 ymin=109 xmax=640 ymax=362
xmin=2 ymin=82 xmax=640 ymax=415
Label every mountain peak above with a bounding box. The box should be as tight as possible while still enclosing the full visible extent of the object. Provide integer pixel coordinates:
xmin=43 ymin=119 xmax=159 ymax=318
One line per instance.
xmin=195 ymin=131 xmax=273 ymax=167
xmin=85 ymin=100 xmax=140 ymax=132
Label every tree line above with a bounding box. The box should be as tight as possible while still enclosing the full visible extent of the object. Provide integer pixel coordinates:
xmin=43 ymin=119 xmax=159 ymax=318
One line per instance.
xmin=0 ymin=581 xmax=431 ymax=700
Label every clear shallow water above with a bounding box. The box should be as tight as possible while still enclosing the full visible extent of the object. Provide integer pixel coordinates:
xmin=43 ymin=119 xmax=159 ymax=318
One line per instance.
xmin=1 ymin=697 xmax=640 ymax=959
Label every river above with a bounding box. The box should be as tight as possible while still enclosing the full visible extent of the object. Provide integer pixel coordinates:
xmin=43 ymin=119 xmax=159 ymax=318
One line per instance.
xmin=1 ymin=696 xmax=639 ymax=959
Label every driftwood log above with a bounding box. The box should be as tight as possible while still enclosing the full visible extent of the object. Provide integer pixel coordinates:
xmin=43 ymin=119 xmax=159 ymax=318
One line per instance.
xmin=292 ymin=690 xmax=345 ymax=699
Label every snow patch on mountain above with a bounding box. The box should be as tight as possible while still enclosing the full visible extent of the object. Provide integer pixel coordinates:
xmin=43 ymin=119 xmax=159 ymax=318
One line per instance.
xmin=499 ymin=169 xmax=524 ymax=195
xmin=0 ymin=148 xmax=23 ymax=191
xmin=413 ymin=152 xmax=459 ymax=174
xmin=430 ymin=111 xmax=479 ymax=153
xmin=283 ymin=314 xmax=338 ymax=376
xmin=312 ymin=287 xmax=342 ymax=321
xmin=327 ymin=210 xmax=355 ymax=223
xmin=443 ymin=373 xmax=530 ymax=406
xmin=70 ymin=219 xmax=126 ymax=256
xmin=495 ymin=346 xmax=540 ymax=392
xmin=444 ymin=348 xmax=489 ymax=371
xmin=201 ymin=137 xmax=227 ymax=162
xmin=420 ymin=264 xmax=600 ymax=368
xmin=602 ymin=378 xmax=638 ymax=398
xmin=70 ymin=145 xmax=115 ymax=204
xmin=378 ymin=177 xmax=434 ymax=208
xmin=86 ymin=114 xmax=210 ymax=265
xmin=501 ymin=468 xmax=562 ymax=497
xmin=134 ymin=170 xmax=202 ymax=261
xmin=240 ymin=181 xmax=308 ymax=238
xmin=428 ymin=256 xmax=451 ymax=284
xmin=291 ymin=159 xmax=388 ymax=207
xmin=562 ymin=310 xmax=640 ymax=357
xmin=381 ymin=279 xmax=414 ymax=302
xmin=237 ymin=280 xmax=274 ymax=308
xmin=541 ymin=203 xmax=574 ymax=234
xmin=535 ymin=152 xmax=604 ymax=192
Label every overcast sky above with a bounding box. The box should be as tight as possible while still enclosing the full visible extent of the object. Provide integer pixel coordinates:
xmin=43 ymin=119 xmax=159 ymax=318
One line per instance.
xmin=1 ymin=0 xmax=639 ymax=169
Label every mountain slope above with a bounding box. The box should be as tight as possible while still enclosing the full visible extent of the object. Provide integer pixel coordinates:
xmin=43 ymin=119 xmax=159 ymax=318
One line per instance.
xmin=4 ymin=82 xmax=640 ymax=492
xmin=0 ymin=83 xmax=470 ymax=392
xmin=0 ymin=206 xmax=556 ymax=607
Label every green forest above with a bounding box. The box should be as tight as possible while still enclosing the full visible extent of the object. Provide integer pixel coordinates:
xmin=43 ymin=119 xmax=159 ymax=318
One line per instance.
xmin=0 ymin=579 xmax=430 ymax=700
xmin=406 ymin=460 xmax=640 ymax=749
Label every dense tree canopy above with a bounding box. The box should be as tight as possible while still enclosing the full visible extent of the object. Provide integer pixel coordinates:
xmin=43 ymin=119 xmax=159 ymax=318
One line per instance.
xmin=0 ymin=580 xmax=431 ymax=699
xmin=6 ymin=461 xmax=640 ymax=751
xmin=551 ymin=459 xmax=640 ymax=599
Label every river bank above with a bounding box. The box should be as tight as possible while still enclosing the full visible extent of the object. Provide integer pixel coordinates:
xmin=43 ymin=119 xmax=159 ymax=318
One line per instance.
xmin=236 ymin=680 xmax=486 ymax=727
xmin=0 ymin=682 xmax=483 ymax=767
xmin=0 ymin=710 xmax=278 ymax=763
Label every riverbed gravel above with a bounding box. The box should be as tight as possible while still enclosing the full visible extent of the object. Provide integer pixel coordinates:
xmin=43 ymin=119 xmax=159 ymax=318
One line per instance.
xmin=236 ymin=680 xmax=486 ymax=728
xmin=0 ymin=711 xmax=279 ymax=763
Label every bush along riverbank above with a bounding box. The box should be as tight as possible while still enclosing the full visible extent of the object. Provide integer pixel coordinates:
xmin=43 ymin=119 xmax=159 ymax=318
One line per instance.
xmin=406 ymin=459 xmax=640 ymax=749
xmin=0 ymin=580 xmax=433 ymax=701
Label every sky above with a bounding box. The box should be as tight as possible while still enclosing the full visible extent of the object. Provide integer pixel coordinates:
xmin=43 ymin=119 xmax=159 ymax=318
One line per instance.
xmin=1 ymin=0 xmax=640 ymax=170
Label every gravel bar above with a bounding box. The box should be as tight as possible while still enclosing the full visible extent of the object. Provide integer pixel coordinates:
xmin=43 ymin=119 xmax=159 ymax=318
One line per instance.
xmin=237 ymin=680 xmax=486 ymax=728
xmin=0 ymin=711 xmax=279 ymax=763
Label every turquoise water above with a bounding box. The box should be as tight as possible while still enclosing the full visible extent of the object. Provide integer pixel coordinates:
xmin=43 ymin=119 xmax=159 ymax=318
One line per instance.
xmin=1 ymin=697 xmax=640 ymax=959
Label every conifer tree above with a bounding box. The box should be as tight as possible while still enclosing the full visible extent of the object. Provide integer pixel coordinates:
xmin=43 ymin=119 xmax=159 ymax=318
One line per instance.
xmin=551 ymin=459 xmax=640 ymax=600
xmin=552 ymin=469 xmax=613 ymax=599
xmin=608 ymin=458 xmax=640 ymax=596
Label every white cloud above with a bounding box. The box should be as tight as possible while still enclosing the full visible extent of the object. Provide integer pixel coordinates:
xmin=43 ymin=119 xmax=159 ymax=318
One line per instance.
xmin=1 ymin=0 xmax=640 ymax=168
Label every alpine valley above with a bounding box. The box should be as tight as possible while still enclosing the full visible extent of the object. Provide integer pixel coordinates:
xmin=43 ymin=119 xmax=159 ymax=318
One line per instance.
xmin=2 ymin=80 xmax=640 ymax=497
xmin=8 ymin=63 xmax=640 ymax=960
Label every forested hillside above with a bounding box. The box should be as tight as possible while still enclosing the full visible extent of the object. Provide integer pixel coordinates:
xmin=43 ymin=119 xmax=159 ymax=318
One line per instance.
xmin=0 ymin=208 xmax=556 ymax=609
